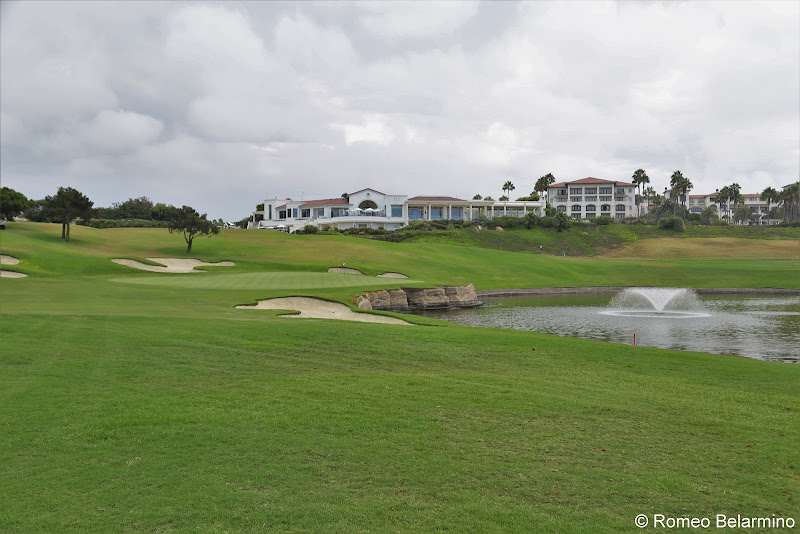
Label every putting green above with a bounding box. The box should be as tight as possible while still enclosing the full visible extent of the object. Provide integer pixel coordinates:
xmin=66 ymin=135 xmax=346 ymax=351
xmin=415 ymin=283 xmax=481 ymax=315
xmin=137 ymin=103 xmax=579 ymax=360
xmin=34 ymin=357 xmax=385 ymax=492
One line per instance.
xmin=109 ymin=271 xmax=424 ymax=290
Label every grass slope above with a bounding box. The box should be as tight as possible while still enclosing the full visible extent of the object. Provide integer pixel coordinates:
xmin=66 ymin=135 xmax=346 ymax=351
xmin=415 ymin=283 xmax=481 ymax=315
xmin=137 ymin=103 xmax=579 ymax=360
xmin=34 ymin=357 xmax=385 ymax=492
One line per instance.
xmin=1 ymin=222 xmax=799 ymax=532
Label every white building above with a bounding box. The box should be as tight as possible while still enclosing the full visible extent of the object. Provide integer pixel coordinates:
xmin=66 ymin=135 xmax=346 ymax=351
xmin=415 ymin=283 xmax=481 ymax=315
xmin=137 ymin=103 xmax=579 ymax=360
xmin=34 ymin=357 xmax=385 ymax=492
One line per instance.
xmin=250 ymin=188 xmax=546 ymax=232
xmin=547 ymin=177 xmax=637 ymax=220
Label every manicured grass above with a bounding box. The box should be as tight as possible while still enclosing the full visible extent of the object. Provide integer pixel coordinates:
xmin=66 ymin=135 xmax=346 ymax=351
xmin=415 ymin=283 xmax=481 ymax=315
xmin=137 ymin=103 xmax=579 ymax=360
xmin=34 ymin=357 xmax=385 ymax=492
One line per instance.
xmin=1 ymin=222 xmax=799 ymax=532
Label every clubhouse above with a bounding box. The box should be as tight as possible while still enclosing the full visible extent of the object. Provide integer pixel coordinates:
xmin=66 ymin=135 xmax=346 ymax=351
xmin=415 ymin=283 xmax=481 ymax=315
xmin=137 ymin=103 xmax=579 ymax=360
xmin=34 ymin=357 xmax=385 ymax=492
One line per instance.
xmin=250 ymin=188 xmax=546 ymax=232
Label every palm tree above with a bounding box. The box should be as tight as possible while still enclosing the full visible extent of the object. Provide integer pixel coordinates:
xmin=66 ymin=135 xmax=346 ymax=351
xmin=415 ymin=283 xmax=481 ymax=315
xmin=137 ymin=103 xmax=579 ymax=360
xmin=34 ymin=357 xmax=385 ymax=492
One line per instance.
xmin=760 ymin=187 xmax=778 ymax=225
xmin=780 ymin=182 xmax=799 ymax=222
xmin=669 ymin=171 xmax=692 ymax=220
xmin=716 ymin=186 xmax=731 ymax=223
xmin=502 ymin=181 xmax=515 ymax=199
xmin=729 ymin=183 xmax=743 ymax=225
xmin=472 ymin=194 xmax=483 ymax=200
xmin=632 ymin=169 xmax=650 ymax=217
xmin=642 ymin=186 xmax=657 ymax=222
xmin=534 ymin=173 xmax=556 ymax=202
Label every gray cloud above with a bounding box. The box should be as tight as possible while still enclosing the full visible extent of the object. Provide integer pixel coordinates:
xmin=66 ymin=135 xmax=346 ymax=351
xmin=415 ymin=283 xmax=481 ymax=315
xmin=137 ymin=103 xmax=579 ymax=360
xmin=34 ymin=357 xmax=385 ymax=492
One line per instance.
xmin=1 ymin=0 xmax=797 ymax=220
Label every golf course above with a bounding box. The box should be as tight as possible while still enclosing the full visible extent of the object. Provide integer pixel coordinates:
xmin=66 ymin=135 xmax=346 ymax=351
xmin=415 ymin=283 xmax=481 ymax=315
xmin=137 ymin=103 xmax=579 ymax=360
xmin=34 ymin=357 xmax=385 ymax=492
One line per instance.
xmin=1 ymin=222 xmax=798 ymax=532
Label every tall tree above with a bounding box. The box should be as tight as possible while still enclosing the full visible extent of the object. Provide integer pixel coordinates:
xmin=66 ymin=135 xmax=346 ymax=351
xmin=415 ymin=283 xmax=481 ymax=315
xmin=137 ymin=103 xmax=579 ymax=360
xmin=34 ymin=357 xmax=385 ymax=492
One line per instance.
xmin=0 ymin=187 xmax=32 ymax=221
xmin=760 ymin=187 xmax=778 ymax=224
xmin=43 ymin=187 xmax=94 ymax=241
xmin=502 ymin=181 xmax=515 ymax=199
xmin=729 ymin=183 xmax=743 ymax=225
xmin=716 ymin=186 xmax=731 ymax=223
xmin=669 ymin=171 xmax=692 ymax=220
xmin=166 ymin=205 xmax=220 ymax=253
xmin=631 ymin=169 xmax=650 ymax=217
xmin=534 ymin=173 xmax=556 ymax=202
xmin=642 ymin=186 xmax=657 ymax=223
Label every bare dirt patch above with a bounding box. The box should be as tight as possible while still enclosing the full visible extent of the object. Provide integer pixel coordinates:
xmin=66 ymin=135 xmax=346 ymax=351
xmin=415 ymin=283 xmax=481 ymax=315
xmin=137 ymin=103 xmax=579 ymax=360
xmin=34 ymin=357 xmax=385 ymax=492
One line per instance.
xmin=602 ymin=237 xmax=800 ymax=260
xmin=328 ymin=267 xmax=364 ymax=275
xmin=377 ymin=272 xmax=409 ymax=278
xmin=112 ymin=258 xmax=235 ymax=273
xmin=0 ymin=255 xmax=20 ymax=265
xmin=236 ymin=297 xmax=411 ymax=325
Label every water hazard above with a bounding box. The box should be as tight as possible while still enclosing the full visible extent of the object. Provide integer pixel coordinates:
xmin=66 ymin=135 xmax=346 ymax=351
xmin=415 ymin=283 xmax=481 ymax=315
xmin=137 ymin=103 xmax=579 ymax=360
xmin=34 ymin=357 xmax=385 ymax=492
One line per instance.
xmin=415 ymin=290 xmax=799 ymax=363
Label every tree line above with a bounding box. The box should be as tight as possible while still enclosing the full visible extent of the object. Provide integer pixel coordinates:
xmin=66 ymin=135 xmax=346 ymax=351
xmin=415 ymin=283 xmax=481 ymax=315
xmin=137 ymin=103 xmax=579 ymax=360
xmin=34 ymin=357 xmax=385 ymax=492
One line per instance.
xmin=1 ymin=186 xmax=219 ymax=252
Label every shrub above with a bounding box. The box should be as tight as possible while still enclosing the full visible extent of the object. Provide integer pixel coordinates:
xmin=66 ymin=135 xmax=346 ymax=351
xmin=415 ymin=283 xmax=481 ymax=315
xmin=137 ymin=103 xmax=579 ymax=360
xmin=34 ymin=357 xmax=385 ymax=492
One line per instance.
xmin=302 ymin=225 xmax=318 ymax=234
xmin=77 ymin=218 xmax=170 ymax=229
xmin=596 ymin=216 xmax=614 ymax=225
xmin=658 ymin=217 xmax=685 ymax=232
xmin=539 ymin=216 xmax=554 ymax=228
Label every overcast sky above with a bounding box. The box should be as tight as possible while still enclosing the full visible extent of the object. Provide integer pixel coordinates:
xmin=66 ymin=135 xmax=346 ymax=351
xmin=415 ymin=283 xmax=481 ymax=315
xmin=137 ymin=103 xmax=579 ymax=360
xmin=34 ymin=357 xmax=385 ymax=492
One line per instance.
xmin=2 ymin=0 xmax=798 ymax=220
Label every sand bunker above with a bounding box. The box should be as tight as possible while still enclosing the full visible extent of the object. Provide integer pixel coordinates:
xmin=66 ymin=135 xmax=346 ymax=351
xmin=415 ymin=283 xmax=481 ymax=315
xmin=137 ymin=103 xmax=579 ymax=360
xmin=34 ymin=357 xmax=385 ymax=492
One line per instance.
xmin=377 ymin=272 xmax=408 ymax=278
xmin=236 ymin=297 xmax=411 ymax=325
xmin=0 ymin=270 xmax=27 ymax=278
xmin=328 ymin=267 xmax=364 ymax=275
xmin=0 ymin=255 xmax=26 ymax=277
xmin=112 ymin=258 xmax=235 ymax=273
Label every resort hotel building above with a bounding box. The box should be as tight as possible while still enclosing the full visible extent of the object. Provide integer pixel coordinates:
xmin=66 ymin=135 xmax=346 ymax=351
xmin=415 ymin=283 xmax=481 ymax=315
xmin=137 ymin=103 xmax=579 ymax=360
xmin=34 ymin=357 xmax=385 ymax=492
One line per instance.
xmin=250 ymin=188 xmax=546 ymax=232
xmin=547 ymin=177 xmax=638 ymax=220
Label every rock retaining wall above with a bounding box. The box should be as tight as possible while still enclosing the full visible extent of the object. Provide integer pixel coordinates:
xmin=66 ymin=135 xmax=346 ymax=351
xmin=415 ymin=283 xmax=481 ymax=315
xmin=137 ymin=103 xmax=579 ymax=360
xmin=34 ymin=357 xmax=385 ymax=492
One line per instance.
xmin=358 ymin=284 xmax=481 ymax=311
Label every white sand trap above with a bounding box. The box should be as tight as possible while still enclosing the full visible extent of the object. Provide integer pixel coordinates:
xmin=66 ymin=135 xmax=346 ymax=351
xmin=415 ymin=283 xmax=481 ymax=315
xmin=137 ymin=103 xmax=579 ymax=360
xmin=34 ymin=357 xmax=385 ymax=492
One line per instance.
xmin=1 ymin=255 xmax=20 ymax=265
xmin=236 ymin=297 xmax=411 ymax=325
xmin=112 ymin=258 xmax=235 ymax=273
xmin=328 ymin=267 xmax=364 ymax=275
xmin=377 ymin=272 xmax=408 ymax=278
xmin=0 ymin=270 xmax=27 ymax=278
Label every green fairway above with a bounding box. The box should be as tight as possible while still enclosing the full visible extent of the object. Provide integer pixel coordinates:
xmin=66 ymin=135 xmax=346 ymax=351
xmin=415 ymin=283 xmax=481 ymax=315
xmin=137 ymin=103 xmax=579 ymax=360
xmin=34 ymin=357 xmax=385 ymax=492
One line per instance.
xmin=1 ymin=222 xmax=799 ymax=532
xmin=111 ymin=271 xmax=426 ymax=290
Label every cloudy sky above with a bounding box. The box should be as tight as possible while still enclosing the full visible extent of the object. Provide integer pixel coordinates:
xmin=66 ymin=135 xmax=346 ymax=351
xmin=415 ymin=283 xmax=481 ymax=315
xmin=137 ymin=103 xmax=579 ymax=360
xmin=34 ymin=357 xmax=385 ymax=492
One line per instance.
xmin=1 ymin=1 xmax=798 ymax=220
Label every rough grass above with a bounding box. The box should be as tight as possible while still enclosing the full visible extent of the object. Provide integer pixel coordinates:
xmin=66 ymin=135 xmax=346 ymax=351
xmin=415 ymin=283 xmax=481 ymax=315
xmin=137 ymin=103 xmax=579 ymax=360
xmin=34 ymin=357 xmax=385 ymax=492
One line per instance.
xmin=602 ymin=236 xmax=800 ymax=259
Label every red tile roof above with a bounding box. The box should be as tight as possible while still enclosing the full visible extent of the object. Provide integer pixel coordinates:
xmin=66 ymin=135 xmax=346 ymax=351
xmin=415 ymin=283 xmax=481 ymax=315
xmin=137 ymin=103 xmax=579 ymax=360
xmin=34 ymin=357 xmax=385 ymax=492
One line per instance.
xmin=407 ymin=196 xmax=466 ymax=202
xmin=299 ymin=198 xmax=350 ymax=207
xmin=349 ymin=188 xmax=386 ymax=195
xmin=549 ymin=177 xmax=636 ymax=188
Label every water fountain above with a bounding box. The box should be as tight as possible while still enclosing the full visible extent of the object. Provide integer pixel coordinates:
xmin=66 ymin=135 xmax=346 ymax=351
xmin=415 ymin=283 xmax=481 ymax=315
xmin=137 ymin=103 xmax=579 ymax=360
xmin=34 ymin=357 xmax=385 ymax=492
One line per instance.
xmin=600 ymin=287 xmax=711 ymax=319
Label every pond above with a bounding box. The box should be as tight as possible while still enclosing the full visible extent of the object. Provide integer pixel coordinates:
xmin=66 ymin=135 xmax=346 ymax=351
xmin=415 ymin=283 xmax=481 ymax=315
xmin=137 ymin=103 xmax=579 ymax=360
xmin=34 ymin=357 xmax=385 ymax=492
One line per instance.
xmin=415 ymin=289 xmax=799 ymax=363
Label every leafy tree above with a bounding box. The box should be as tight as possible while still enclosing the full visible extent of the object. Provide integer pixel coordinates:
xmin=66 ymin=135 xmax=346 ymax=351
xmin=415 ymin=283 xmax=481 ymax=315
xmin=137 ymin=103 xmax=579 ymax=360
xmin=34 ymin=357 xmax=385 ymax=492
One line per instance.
xmin=515 ymin=192 xmax=540 ymax=201
xmin=502 ymin=181 xmax=515 ymax=199
xmin=483 ymin=196 xmax=494 ymax=201
xmin=631 ymin=169 xmax=650 ymax=217
xmin=472 ymin=194 xmax=483 ymax=200
xmin=524 ymin=212 xmax=540 ymax=229
xmin=166 ymin=205 xmax=220 ymax=253
xmin=498 ymin=195 xmax=509 ymax=201
xmin=0 ymin=187 xmax=32 ymax=221
xmin=256 ymin=203 xmax=265 ymax=211
xmin=43 ymin=187 xmax=94 ymax=241
xmin=151 ymin=203 xmax=172 ymax=221
xmin=699 ymin=205 xmax=718 ymax=225
xmin=553 ymin=211 xmax=571 ymax=233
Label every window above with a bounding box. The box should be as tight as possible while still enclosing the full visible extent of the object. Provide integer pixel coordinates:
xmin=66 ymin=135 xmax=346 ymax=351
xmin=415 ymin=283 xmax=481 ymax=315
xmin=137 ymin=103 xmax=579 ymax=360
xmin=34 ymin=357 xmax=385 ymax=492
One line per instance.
xmin=292 ymin=208 xmax=298 ymax=218
xmin=601 ymin=205 xmax=611 ymax=212
xmin=586 ymin=213 xmax=596 ymax=218
xmin=391 ymin=204 xmax=402 ymax=217
xmin=331 ymin=208 xmax=347 ymax=217
xmin=616 ymin=205 xmax=625 ymax=212
xmin=570 ymin=188 xmax=582 ymax=195
xmin=557 ymin=205 xmax=566 ymax=212
xmin=615 ymin=197 xmax=624 ymax=202
xmin=570 ymin=197 xmax=582 ymax=202
xmin=301 ymin=209 xmax=311 ymax=218
xmin=599 ymin=187 xmax=612 ymax=195
xmin=616 ymin=188 xmax=625 ymax=194
xmin=316 ymin=209 xmax=324 ymax=217
xmin=615 ymin=213 xmax=625 ymax=219
xmin=430 ymin=207 xmax=444 ymax=220
xmin=409 ymin=207 xmax=424 ymax=220
xmin=268 ymin=205 xmax=272 ymax=220
xmin=600 ymin=196 xmax=611 ymax=201
xmin=571 ymin=205 xmax=581 ymax=212
xmin=586 ymin=205 xmax=596 ymax=212
xmin=557 ymin=189 xmax=567 ymax=196
xmin=451 ymin=207 xmax=464 ymax=219
xmin=585 ymin=188 xmax=597 ymax=194
xmin=279 ymin=210 xmax=287 ymax=219
xmin=585 ymin=196 xmax=597 ymax=202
